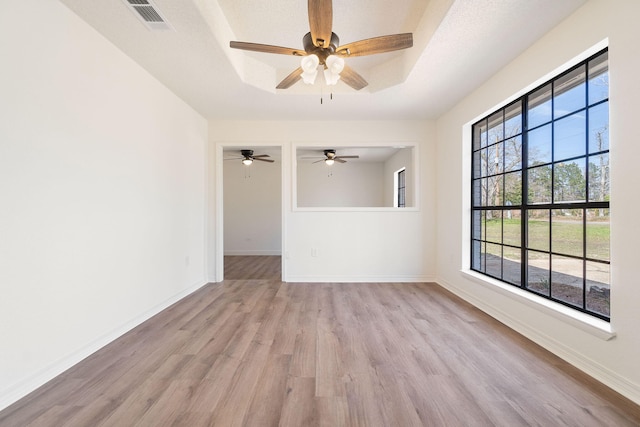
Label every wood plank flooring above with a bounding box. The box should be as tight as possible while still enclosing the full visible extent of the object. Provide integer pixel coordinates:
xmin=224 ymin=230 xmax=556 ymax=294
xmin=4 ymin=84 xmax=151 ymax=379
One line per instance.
xmin=2 ymin=256 xmax=639 ymax=426
xmin=224 ymin=255 xmax=281 ymax=280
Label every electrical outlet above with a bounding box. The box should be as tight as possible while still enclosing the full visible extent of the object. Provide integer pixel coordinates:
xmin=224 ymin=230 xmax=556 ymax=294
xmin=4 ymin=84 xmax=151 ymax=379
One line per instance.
xmin=311 ymin=248 xmax=318 ymax=257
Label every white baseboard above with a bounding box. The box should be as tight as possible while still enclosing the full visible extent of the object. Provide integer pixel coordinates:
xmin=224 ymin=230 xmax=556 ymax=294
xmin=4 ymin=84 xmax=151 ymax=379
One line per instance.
xmin=224 ymin=250 xmax=281 ymax=256
xmin=284 ymin=275 xmax=436 ymax=283
xmin=436 ymin=277 xmax=640 ymax=406
xmin=0 ymin=280 xmax=209 ymax=412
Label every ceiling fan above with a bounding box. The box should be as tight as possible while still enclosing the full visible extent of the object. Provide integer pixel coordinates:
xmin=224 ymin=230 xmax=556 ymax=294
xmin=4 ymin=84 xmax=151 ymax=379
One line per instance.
xmin=229 ymin=0 xmax=413 ymax=91
xmin=225 ymin=149 xmax=275 ymax=166
xmin=308 ymin=149 xmax=359 ymax=165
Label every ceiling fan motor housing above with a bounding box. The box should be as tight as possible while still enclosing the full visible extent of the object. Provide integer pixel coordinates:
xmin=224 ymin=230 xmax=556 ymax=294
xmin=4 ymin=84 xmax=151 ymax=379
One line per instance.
xmin=324 ymin=149 xmax=336 ymax=158
xmin=303 ymin=32 xmax=339 ymax=64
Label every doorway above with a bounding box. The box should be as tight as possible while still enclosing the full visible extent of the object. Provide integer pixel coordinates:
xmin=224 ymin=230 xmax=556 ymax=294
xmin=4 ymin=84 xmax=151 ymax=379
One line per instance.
xmin=218 ymin=145 xmax=283 ymax=280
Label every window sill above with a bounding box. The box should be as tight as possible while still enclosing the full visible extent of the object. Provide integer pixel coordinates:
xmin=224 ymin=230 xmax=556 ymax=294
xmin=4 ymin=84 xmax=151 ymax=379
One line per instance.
xmin=460 ymin=270 xmax=616 ymax=341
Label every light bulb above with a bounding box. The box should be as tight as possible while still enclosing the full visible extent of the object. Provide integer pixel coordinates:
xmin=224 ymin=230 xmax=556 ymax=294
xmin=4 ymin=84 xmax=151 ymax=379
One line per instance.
xmin=242 ymin=158 xmax=253 ymax=166
xmin=325 ymin=55 xmax=345 ymax=74
xmin=323 ymin=55 xmax=344 ymax=86
xmin=301 ymin=54 xmax=319 ymax=72
xmin=325 ymin=159 xmax=335 ymax=166
xmin=300 ymin=55 xmax=319 ymax=85
xmin=323 ymin=68 xmax=340 ymax=86
xmin=302 ymin=70 xmax=318 ymax=84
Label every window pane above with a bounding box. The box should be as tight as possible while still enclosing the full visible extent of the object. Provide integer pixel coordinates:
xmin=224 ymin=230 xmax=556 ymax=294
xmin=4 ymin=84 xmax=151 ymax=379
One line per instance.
xmin=503 ymin=246 xmax=522 ymax=285
xmin=503 ymin=210 xmax=521 ymax=246
xmin=488 ymin=111 xmax=504 ymax=144
xmin=480 ymin=148 xmax=489 ymax=177
xmin=588 ymin=154 xmax=610 ymax=202
xmin=473 ymin=150 xmax=482 ymax=179
xmin=504 ymin=136 xmax=522 ymax=172
xmin=486 ymin=243 xmax=502 ymax=278
xmin=528 ymin=165 xmax=552 ymax=204
xmin=480 ymin=177 xmax=489 ymax=206
xmin=472 ymin=240 xmax=483 ymax=271
xmin=554 ymin=65 xmax=586 ymax=118
xmin=473 ymin=120 xmax=488 ymax=150
xmin=551 ymin=255 xmax=583 ymax=308
xmin=553 ymin=159 xmax=586 ymax=203
xmin=505 ymin=102 xmax=522 ymax=137
xmin=528 ymin=124 xmax=552 ymax=166
xmin=589 ymin=102 xmax=609 ymax=153
xmin=552 ymin=209 xmax=583 ymax=257
xmin=473 ymin=179 xmax=482 ymax=207
xmin=586 ymin=209 xmax=610 ymax=261
xmin=495 ymin=142 xmax=504 ymax=174
xmin=486 ymin=212 xmax=502 ymax=243
xmin=554 ymin=113 xmax=586 ymax=162
xmin=586 ymin=261 xmax=609 ymax=317
xmin=528 ymin=83 xmax=552 ymax=128
xmin=486 ymin=143 xmax=503 ymax=176
xmin=528 ymin=210 xmax=549 ymax=252
xmin=472 ymin=210 xmax=483 ymax=241
xmin=588 ymin=51 xmax=609 ymax=105
xmin=504 ymin=171 xmax=522 ymax=206
xmin=486 ymin=175 xmax=503 ymax=206
xmin=527 ymin=251 xmax=549 ymax=295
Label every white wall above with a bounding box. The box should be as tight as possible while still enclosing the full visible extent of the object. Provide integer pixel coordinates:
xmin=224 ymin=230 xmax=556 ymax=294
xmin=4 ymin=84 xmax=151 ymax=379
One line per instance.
xmin=0 ymin=0 xmax=208 ymax=409
xmin=210 ymin=120 xmax=436 ymax=282
xmin=297 ymin=161 xmax=385 ymax=207
xmin=224 ymin=157 xmax=281 ymax=255
xmin=435 ymin=0 xmax=640 ymax=404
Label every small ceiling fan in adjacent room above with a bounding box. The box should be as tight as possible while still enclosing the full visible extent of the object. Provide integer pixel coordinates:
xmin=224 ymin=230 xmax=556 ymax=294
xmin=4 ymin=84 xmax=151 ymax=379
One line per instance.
xmin=305 ymin=149 xmax=359 ymax=165
xmin=229 ymin=0 xmax=413 ymax=90
xmin=225 ymin=150 xmax=275 ymax=166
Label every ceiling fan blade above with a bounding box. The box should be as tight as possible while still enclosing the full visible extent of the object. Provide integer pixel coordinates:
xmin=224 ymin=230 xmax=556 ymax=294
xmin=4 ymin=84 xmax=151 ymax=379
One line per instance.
xmin=252 ymin=154 xmax=271 ymax=158
xmin=340 ymin=65 xmax=368 ymax=90
xmin=277 ymin=67 xmax=304 ymax=89
xmin=308 ymin=0 xmax=332 ymax=48
xmin=335 ymin=158 xmax=347 ymax=163
xmin=336 ymin=33 xmax=413 ymax=57
xmin=335 ymin=155 xmax=359 ymax=159
xmin=253 ymin=158 xmax=275 ymax=163
xmin=230 ymin=41 xmax=306 ymax=57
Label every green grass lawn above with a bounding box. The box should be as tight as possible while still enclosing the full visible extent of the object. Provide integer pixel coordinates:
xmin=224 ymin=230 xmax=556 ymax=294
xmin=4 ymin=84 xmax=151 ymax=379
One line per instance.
xmin=484 ymin=217 xmax=610 ymax=260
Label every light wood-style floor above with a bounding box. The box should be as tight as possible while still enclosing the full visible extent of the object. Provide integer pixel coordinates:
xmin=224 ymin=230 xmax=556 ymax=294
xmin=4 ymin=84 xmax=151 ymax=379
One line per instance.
xmin=224 ymin=255 xmax=282 ymax=280
xmin=2 ymin=256 xmax=639 ymax=426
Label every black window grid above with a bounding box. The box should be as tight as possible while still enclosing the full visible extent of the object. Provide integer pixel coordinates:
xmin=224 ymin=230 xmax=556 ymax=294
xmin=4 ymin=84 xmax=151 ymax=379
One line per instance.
xmin=397 ymin=169 xmax=406 ymax=208
xmin=470 ymin=48 xmax=610 ymax=321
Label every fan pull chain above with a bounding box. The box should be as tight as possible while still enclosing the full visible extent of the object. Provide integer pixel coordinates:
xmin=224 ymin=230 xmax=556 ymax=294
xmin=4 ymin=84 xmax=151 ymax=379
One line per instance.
xmin=244 ymin=168 xmax=251 ymax=180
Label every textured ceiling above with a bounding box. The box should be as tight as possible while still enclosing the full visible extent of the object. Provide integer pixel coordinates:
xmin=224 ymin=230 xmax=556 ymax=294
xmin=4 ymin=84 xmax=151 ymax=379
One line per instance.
xmin=58 ymin=0 xmax=586 ymax=121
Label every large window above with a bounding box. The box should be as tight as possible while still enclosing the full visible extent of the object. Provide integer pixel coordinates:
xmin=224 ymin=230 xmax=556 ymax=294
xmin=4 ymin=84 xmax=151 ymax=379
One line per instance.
xmin=471 ymin=49 xmax=610 ymax=320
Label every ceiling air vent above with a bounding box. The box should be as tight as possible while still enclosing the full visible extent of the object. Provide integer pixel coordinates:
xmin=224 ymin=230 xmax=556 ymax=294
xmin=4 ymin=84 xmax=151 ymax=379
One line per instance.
xmin=123 ymin=0 xmax=173 ymax=31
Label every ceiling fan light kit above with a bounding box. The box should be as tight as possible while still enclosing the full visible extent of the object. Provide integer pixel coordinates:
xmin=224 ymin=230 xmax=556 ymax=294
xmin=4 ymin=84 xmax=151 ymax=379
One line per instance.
xmin=229 ymin=0 xmax=413 ymax=91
